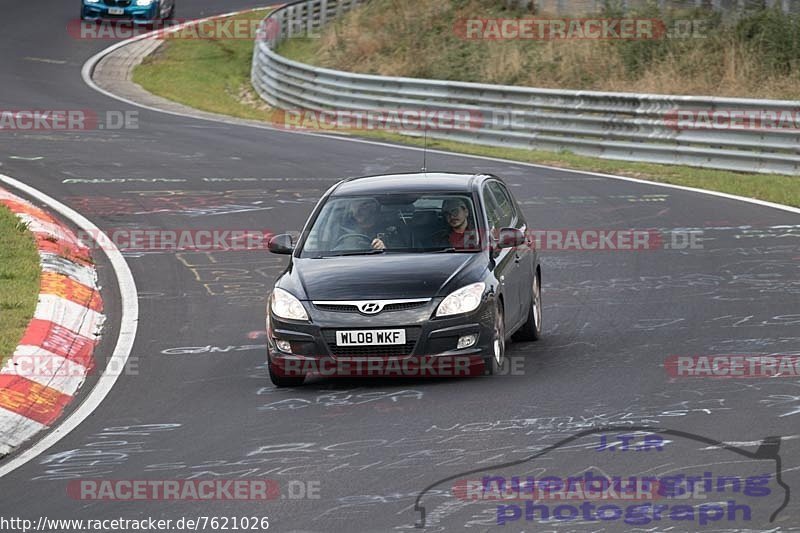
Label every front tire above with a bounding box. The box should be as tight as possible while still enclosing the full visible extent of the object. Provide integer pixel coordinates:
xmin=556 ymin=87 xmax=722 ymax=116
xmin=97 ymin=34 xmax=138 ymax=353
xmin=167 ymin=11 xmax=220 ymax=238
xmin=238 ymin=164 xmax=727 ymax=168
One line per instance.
xmin=268 ymin=357 xmax=305 ymax=387
xmin=513 ymin=271 xmax=542 ymax=341
xmin=484 ymin=303 xmax=505 ymax=375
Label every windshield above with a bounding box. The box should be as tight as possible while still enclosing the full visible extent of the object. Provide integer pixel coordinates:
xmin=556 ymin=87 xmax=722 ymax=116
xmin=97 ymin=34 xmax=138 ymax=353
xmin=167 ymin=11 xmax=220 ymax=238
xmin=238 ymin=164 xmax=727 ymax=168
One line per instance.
xmin=299 ymin=193 xmax=482 ymax=258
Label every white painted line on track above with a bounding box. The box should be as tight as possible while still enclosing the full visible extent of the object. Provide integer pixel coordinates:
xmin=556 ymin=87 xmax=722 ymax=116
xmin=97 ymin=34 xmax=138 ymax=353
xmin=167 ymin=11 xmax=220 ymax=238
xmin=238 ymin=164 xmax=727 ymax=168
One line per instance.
xmin=80 ymin=6 xmax=800 ymax=217
xmin=0 ymin=174 xmax=138 ymax=479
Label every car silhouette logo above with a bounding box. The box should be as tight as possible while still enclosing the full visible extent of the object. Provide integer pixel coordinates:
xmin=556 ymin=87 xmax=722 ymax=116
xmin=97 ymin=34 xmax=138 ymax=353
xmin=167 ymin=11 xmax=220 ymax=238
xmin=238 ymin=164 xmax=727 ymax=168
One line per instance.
xmin=412 ymin=425 xmax=791 ymax=529
xmin=359 ymin=302 xmax=383 ymax=314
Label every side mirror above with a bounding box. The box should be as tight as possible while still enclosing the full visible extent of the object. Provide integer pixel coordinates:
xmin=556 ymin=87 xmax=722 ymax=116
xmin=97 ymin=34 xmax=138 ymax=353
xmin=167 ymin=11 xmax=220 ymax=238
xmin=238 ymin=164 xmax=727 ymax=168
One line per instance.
xmin=268 ymin=233 xmax=294 ymax=255
xmin=497 ymin=227 xmax=525 ymax=249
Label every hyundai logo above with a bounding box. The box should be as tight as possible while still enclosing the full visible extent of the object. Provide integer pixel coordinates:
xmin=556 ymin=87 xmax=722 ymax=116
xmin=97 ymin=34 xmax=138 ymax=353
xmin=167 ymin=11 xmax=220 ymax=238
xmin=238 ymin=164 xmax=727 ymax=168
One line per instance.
xmin=358 ymin=302 xmax=383 ymax=314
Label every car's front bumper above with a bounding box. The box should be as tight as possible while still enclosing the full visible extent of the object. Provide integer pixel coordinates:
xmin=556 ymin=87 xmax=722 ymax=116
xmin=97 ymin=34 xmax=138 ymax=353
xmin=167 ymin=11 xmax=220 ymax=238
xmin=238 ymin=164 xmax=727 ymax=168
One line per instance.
xmin=81 ymin=3 xmax=160 ymax=23
xmin=267 ymin=297 xmax=497 ymax=378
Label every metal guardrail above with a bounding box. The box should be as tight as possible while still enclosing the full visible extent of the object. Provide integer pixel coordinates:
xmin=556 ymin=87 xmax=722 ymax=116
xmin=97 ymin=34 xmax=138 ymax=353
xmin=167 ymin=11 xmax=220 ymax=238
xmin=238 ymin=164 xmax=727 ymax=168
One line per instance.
xmin=514 ymin=0 xmax=800 ymax=15
xmin=252 ymin=0 xmax=800 ymax=175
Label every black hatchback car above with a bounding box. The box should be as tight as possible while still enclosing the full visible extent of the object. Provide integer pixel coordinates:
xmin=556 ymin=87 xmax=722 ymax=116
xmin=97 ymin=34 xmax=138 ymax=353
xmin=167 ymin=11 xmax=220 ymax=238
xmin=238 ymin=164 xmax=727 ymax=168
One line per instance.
xmin=266 ymin=172 xmax=542 ymax=387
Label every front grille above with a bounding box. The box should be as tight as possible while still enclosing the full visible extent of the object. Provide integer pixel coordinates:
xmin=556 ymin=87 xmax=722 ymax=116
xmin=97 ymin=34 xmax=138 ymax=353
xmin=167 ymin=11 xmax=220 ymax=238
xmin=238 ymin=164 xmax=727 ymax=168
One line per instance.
xmin=329 ymin=344 xmax=417 ymax=357
xmin=104 ymin=0 xmax=132 ymax=6
xmin=314 ymin=300 xmax=429 ymax=314
xmin=322 ymin=327 xmax=421 ymax=357
xmin=315 ymin=304 xmax=359 ymax=313
xmin=384 ymin=301 xmax=428 ymax=312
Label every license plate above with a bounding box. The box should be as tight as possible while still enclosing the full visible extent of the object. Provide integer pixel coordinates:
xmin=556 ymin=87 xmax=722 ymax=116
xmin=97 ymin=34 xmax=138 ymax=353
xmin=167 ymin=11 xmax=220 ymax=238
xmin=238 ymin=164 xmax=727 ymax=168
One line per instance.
xmin=108 ymin=7 xmax=125 ymax=15
xmin=336 ymin=329 xmax=406 ymax=346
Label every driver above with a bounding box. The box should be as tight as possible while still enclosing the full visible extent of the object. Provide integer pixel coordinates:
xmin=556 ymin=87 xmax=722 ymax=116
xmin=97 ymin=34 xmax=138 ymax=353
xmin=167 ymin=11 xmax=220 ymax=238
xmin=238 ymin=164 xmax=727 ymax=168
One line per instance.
xmin=337 ymin=198 xmax=399 ymax=250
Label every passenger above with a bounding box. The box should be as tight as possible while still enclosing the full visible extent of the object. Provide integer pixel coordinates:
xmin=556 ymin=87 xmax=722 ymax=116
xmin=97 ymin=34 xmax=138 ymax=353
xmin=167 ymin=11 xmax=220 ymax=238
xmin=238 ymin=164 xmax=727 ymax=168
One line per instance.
xmin=432 ymin=198 xmax=479 ymax=249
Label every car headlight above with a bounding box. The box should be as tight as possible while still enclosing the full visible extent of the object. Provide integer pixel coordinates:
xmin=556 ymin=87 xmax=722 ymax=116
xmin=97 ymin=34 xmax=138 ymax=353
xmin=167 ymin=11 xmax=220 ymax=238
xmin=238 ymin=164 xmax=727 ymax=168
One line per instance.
xmin=84 ymin=0 xmax=100 ymax=3
xmin=436 ymin=282 xmax=486 ymax=317
xmin=135 ymin=0 xmax=154 ymax=6
xmin=270 ymin=288 xmax=309 ymax=321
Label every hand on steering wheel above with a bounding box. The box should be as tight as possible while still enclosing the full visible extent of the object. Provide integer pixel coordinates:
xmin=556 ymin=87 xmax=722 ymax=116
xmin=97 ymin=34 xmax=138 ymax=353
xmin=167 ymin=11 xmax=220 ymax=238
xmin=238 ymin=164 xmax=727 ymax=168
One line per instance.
xmin=333 ymin=233 xmax=385 ymax=250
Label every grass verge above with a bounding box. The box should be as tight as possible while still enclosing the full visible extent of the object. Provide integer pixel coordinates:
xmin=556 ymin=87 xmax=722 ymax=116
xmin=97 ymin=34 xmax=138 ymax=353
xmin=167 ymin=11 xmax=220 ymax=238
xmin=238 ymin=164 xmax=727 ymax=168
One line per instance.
xmin=282 ymin=0 xmax=800 ymax=100
xmin=134 ymin=9 xmax=276 ymax=121
xmin=133 ymin=10 xmax=799 ymax=208
xmin=0 ymin=204 xmax=41 ymax=364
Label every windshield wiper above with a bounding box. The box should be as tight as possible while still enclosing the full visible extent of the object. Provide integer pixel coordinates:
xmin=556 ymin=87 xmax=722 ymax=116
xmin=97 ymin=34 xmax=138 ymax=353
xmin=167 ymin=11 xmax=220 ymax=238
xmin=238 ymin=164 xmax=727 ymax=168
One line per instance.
xmin=433 ymin=247 xmax=476 ymax=253
xmin=324 ymin=249 xmax=387 ymax=257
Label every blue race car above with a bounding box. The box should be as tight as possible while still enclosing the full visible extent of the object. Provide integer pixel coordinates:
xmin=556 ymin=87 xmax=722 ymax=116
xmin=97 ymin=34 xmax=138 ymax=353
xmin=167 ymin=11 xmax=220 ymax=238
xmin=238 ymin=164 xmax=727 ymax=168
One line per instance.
xmin=81 ymin=0 xmax=175 ymax=24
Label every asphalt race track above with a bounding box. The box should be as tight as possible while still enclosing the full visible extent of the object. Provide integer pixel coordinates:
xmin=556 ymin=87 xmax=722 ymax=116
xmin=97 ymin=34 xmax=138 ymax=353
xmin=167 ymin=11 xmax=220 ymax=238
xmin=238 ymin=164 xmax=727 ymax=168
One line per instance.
xmin=1 ymin=1 xmax=799 ymax=531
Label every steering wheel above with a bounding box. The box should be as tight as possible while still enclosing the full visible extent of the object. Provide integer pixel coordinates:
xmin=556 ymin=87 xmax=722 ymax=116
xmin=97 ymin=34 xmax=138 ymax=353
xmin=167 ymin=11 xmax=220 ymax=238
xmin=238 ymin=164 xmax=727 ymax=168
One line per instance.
xmin=333 ymin=233 xmax=374 ymax=249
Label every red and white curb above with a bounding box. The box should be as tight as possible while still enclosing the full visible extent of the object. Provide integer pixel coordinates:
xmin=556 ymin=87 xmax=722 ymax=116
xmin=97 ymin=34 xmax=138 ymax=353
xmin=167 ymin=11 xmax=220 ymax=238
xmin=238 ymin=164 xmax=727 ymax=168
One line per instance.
xmin=0 ymin=187 xmax=104 ymax=456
